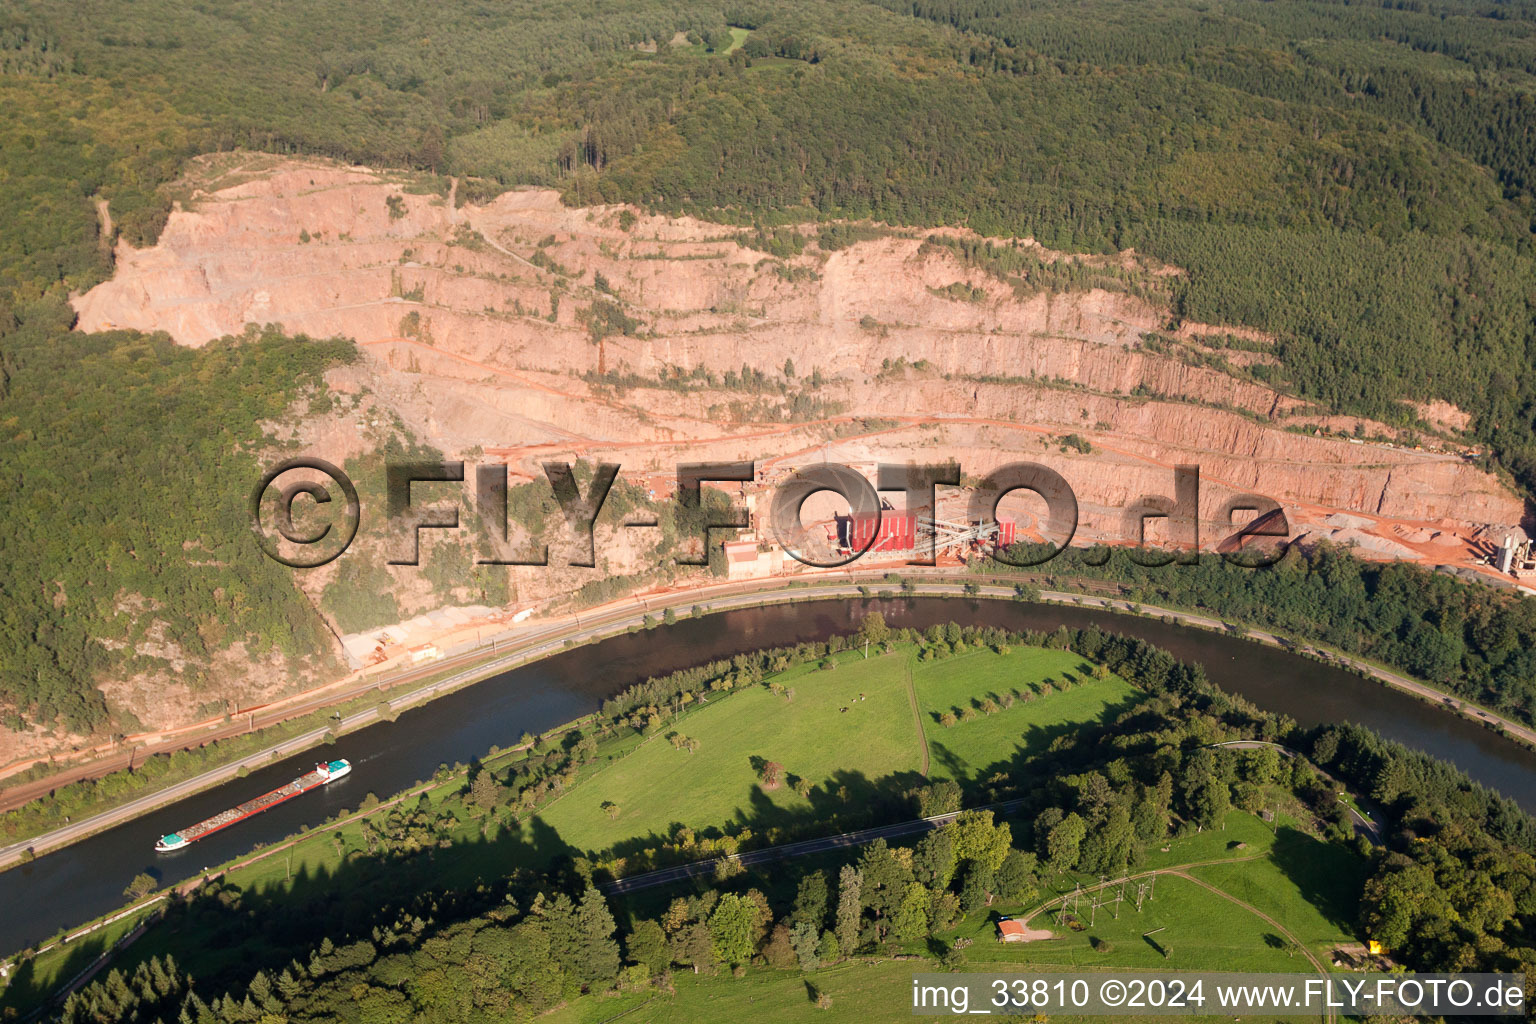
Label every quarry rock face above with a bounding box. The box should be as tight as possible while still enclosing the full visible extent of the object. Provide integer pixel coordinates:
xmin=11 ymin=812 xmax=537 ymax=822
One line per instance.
xmin=38 ymin=153 xmax=1529 ymax=756
xmin=74 ymin=156 xmax=1523 ymax=548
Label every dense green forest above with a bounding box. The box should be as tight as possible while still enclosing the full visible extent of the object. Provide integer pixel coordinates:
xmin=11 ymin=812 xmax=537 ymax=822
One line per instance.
xmin=0 ymin=315 xmax=353 ymax=731
xmin=38 ymin=623 xmax=1536 ymax=1022
xmin=6 ymin=0 xmax=1536 ymax=461
xmin=4 ymin=0 xmax=1536 ymax=726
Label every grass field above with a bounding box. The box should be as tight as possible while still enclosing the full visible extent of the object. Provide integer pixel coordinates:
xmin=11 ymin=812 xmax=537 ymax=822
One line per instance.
xmin=1137 ymin=807 xmax=1280 ymax=870
xmin=532 ymin=646 xmax=1137 ymax=856
xmin=533 ymin=651 xmax=921 ymax=854
xmin=544 ymin=943 xmax=1328 ymax=1024
xmin=956 ymin=875 xmax=1313 ymax=972
xmin=1189 ymin=832 xmax=1366 ymax=955
xmin=943 ymin=806 xmax=1356 ymax=972
xmin=913 ymin=647 xmax=1139 ymax=780
xmin=0 ymin=907 xmax=151 ymax=1011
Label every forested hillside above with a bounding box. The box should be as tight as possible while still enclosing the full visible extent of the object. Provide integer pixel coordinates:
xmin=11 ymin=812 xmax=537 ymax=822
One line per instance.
xmin=7 ymin=0 xmax=1536 ymax=465
xmin=3 ymin=0 xmax=1535 ymax=733
xmin=0 ymin=319 xmax=352 ymax=731
xmin=6 ymin=0 xmax=1536 ymax=476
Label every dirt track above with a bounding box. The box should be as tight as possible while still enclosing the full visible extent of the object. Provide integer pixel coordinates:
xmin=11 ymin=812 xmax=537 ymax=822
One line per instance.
xmin=1024 ymin=858 xmax=1335 ymax=1024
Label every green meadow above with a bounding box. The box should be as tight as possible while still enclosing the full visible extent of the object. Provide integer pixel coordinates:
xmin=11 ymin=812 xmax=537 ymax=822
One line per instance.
xmin=532 ymin=645 xmax=1138 ymax=855
xmin=914 ymin=647 xmax=1139 ymax=780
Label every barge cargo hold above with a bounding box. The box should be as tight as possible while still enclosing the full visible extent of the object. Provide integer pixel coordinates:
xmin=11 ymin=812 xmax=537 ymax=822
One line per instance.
xmin=155 ymin=759 xmax=351 ymax=852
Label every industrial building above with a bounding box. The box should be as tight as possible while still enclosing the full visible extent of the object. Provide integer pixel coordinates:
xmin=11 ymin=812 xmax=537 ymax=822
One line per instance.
xmin=836 ymin=510 xmax=919 ymax=553
xmin=1488 ymin=527 xmax=1535 ymax=578
xmin=833 ymin=510 xmax=1017 ymax=560
xmin=722 ymin=540 xmax=785 ymax=580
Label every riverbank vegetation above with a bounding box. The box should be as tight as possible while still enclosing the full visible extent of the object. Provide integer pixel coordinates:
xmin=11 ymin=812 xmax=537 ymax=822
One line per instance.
xmin=991 ymin=543 xmax=1536 ymax=729
xmin=8 ymin=616 xmax=1530 ymax=1021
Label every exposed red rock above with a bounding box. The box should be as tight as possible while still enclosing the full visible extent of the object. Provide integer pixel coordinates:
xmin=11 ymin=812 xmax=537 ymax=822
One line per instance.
xmin=58 ymin=154 xmax=1531 ymax=744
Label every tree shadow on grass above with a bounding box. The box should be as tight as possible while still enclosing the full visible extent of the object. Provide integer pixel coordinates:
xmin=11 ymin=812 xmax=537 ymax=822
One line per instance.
xmin=1268 ymin=826 xmax=1366 ymax=936
xmin=590 ymin=767 xmax=928 ymax=876
xmin=0 ymin=932 xmax=110 ymax=1018
xmin=929 ymin=741 xmax=968 ymax=782
xmin=71 ymin=810 xmax=584 ymax=1017
xmin=969 ymin=693 xmax=1147 ymax=782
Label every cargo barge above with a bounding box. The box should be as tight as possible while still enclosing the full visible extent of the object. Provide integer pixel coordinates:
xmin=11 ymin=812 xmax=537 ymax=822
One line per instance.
xmin=155 ymin=758 xmax=351 ymax=852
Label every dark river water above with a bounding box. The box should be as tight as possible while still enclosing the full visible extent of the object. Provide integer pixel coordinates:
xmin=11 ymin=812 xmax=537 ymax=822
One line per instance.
xmin=4 ymin=596 xmax=1534 ymax=955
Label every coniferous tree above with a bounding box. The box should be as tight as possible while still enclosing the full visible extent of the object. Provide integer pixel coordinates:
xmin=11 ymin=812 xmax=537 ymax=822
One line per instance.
xmin=576 ymin=886 xmax=622 ymax=986
xmin=894 ymin=882 xmax=931 ymax=941
xmin=817 ymin=929 xmax=842 ymax=965
xmin=792 ymin=870 xmax=829 ymax=931
xmin=791 ymin=921 xmax=821 ymax=971
xmin=708 ymin=893 xmax=758 ymax=967
xmin=835 ymin=865 xmax=864 ymax=954
xmin=913 ymin=830 xmax=957 ymax=888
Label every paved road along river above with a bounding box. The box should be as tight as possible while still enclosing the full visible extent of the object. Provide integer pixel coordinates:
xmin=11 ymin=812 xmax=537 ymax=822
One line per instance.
xmin=2 ymin=595 xmax=1533 ymax=956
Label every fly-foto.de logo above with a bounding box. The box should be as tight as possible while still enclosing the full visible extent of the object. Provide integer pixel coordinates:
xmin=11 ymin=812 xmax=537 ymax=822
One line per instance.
xmin=249 ymin=458 xmax=1291 ymax=570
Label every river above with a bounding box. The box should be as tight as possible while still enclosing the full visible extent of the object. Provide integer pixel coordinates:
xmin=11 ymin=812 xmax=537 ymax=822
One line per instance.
xmin=3 ymin=596 xmax=1534 ymax=956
